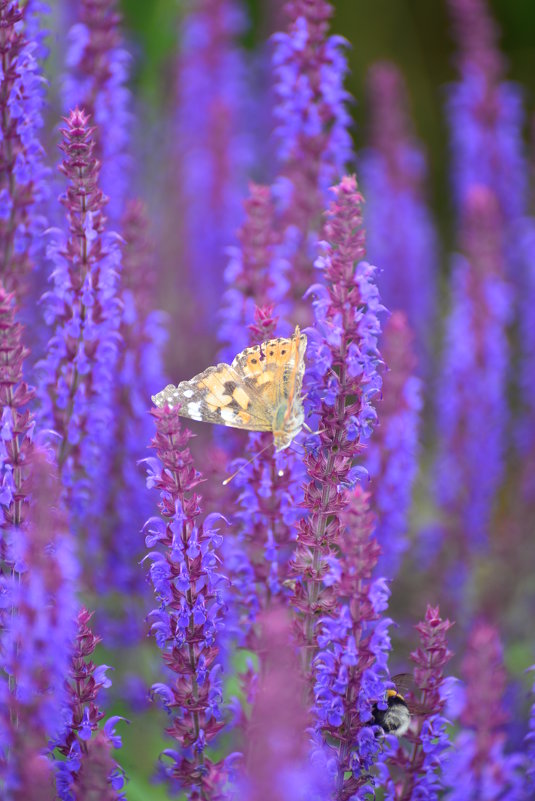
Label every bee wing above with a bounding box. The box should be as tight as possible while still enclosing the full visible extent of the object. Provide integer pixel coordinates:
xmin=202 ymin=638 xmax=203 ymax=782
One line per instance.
xmin=390 ymin=673 xmax=434 ymax=717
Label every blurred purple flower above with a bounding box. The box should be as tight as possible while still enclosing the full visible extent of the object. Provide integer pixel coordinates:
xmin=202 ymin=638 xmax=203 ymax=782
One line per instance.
xmin=144 ymin=406 xmax=230 ymax=797
xmin=446 ymin=0 xmax=527 ymax=240
xmin=0 ymin=0 xmax=49 ymax=300
xmin=36 ymin=108 xmax=122 ymax=525
xmin=365 ymin=312 xmax=422 ymax=579
xmin=63 ymin=0 xmax=132 ymax=224
xmin=361 ymin=62 xmax=438 ymax=375
xmin=97 ymin=199 xmax=167 ymax=643
xmin=290 ymin=174 xmax=383 ymax=680
xmin=435 ymin=188 xmax=510 ymax=556
xmin=442 ymin=622 xmax=526 ymax=800
xmin=0 ymin=451 xmax=78 ymax=796
xmin=314 ymin=487 xmax=392 ymax=798
xmin=220 ymin=184 xmax=281 ymax=360
xmin=0 ymin=286 xmax=36 ymax=557
xmin=239 ymin=605 xmax=329 ymax=801
xmin=53 ymin=608 xmax=126 ymax=800
xmin=173 ymin=0 xmax=253 ymax=330
xmin=271 ymin=0 xmax=353 ymax=311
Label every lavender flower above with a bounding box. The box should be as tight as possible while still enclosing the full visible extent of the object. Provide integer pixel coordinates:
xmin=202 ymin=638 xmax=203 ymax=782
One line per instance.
xmin=239 ymin=605 xmax=326 ymax=801
xmin=361 ymin=62 xmax=438 ymax=374
xmin=382 ymin=606 xmax=454 ymax=800
xmin=53 ymin=608 xmax=126 ymax=801
xmin=365 ymin=312 xmax=422 ymax=579
xmin=173 ymin=0 xmax=252 ymax=329
xmin=0 ymin=451 xmax=78 ymax=797
xmin=435 ymin=187 xmax=510 ymax=555
xmin=442 ymin=622 xmax=525 ymax=800
xmin=37 ymin=108 xmax=122 ymax=523
xmin=446 ymin=0 xmax=526 ymax=235
xmin=98 ymin=199 xmax=166 ymax=642
xmin=219 ymin=184 xmax=281 ymax=361
xmin=0 ymin=0 xmax=49 ymax=300
xmin=144 ymin=406 xmax=230 ymax=797
xmin=0 ymin=286 xmax=36 ymax=554
xmin=271 ymin=0 xmax=353 ymax=305
xmin=290 ymin=174 xmax=383 ymax=674
xmin=63 ymin=0 xmax=132 ymax=224
xmin=314 ymin=487 xmax=392 ymax=798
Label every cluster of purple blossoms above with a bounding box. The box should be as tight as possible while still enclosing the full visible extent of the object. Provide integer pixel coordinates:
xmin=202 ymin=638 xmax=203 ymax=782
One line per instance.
xmin=0 ymin=452 xmax=78 ymax=798
xmin=271 ymin=0 xmax=353 ymax=308
xmin=144 ymin=406 xmax=229 ymax=796
xmin=380 ymin=606 xmax=454 ymax=800
xmin=53 ymin=608 xmax=125 ymax=801
xmin=36 ymin=108 xmax=122 ymax=525
xmin=220 ymin=184 xmax=281 ymax=360
xmin=173 ymin=0 xmax=252 ymax=331
xmin=238 ymin=605 xmax=325 ymax=801
xmin=435 ymin=187 xmax=510 ymax=559
xmin=442 ymin=622 xmax=525 ymax=800
xmin=365 ymin=312 xmax=422 ymax=580
xmin=361 ymin=62 xmax=438 ymax=376
xmin=63 ymin=0 xmax=132 ymax=224
xmin=0 ymin=286 xmax=36 ymax=546
xmin=290 ymin=174 xmax=383 ymax=681
xmin=446 ymin=0 xmax=526 ymax=226
xmin=314 ymin=487 xmax=392 ymax=798
xmin=0 ymin=0 xmax=49 ymax=301
xmin=98 ymin=199 xmax=166 ymax=642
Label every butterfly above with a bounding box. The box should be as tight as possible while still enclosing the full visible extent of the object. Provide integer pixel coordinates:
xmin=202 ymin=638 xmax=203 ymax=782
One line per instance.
xmin=151 ymin=326 xmax=307 ymax=452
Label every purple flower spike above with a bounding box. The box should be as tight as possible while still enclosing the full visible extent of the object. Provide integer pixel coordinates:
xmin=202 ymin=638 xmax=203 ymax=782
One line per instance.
xmin=64 ymin=0 xmax=132 ymax=223
xmin=240 ymin=605 xmax=328 ymax=800
xmin=361 ymin=62 xmax=438 ymax=374
xmin=291 ymin=174 xmax=383 ymax=666
xmin=98 ymin=199 xmax=167 ymax=642
xmin=313 ymin=487 xmax=392 ymax=798
xmin=174 ymin=0 xmax=253 ymax=330
xmin=271 ymin=0 xmax=353 ymax=307
xmin=0 ymin=451 xmax=78 ymax=796
xmin=382 ymin=606 xmax=454 ymax=799
xmin=37 ymin=108 xmax=122 ymax=522
xmin=0 ymin=0 xmax=49 ymax=300
xmin=435 ymin=187 xmax=510 ymax=557
xmin=53 ymin=608 xmax=126 ymax=801
xmin=220 ymin=183 xmax=280 ymax=360
xmin=365 ymin=312 xmax=422 ymax=579
xmin=144 ymin=406 xmax=230 ymax=797
xmin=446 ymin=0 xmax=526 ymax=229
xmin=0 ymin=286 xmax=36 ymax=551
xmin=442 ymin=622 xmax=525 ymax=800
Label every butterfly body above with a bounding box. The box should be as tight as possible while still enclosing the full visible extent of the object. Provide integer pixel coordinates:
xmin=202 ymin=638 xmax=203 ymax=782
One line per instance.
xmin=151 ymin=326 xmax=307 ymax=452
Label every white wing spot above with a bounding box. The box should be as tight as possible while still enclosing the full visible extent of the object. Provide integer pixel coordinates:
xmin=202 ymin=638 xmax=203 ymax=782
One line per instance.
xmin=183 ymin=389 xmax=194 ymax=398
xmin=187 ymin=401 xmax=203 ymax=421
xmin=220 ymin=407 xmax=237 ymax=423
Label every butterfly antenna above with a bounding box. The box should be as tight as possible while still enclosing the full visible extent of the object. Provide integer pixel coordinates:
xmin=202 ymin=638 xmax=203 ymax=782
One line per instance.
xmin=222 ymin=441 xmax=273 ymax=486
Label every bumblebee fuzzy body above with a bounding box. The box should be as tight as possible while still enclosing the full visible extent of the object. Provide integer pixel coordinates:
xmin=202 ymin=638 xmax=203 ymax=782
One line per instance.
xmin=372 ymin=689 xmax=411 ymax=737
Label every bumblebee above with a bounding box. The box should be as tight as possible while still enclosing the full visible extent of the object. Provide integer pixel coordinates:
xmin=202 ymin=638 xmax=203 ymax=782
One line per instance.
xmin=372 ymin=674 xmax=427 ymax=737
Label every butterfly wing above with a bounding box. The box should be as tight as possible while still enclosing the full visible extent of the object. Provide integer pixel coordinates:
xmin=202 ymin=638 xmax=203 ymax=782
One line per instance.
xmin=231 ymin=328 xmax=307 ymax=412
xmin=151 ymin=362 xmax=273 ymax=431
xmin=151 ymin=328 xmax=307 ymax=440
